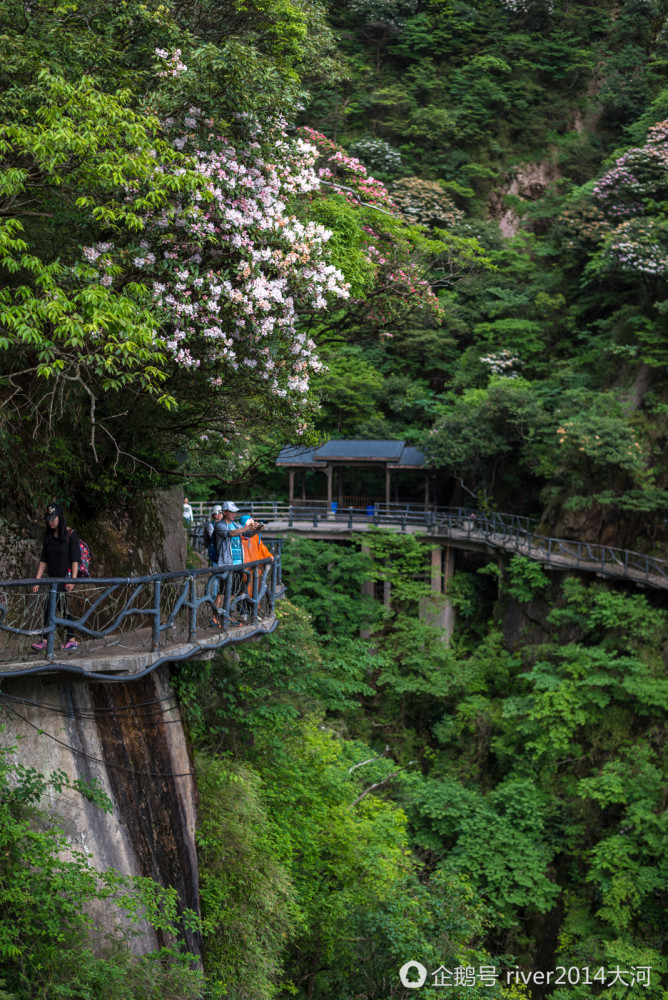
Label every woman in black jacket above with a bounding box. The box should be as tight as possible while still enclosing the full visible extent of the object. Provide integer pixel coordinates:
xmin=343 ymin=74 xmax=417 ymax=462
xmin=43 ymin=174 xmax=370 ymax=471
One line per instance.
xmin=31 ymin=503 xmax=81 ymax=652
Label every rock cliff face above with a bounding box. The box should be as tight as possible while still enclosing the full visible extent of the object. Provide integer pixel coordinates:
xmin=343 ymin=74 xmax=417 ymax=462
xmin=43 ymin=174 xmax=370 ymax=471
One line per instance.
xmin=0 ymin=489 xmax=200 ymax=958
xmin=1 ymin=487 xmax=187 ymax=581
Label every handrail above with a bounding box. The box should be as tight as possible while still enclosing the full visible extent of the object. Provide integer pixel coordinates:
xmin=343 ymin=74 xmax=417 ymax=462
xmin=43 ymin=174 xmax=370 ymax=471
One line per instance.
xmin=0 ymin=540 xmax=283 ymax=677
xmin=190 ymin=501 xmax=668 ymax=591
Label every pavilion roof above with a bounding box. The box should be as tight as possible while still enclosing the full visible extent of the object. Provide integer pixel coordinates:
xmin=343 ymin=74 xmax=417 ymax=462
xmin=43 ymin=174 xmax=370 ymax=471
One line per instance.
xmin=388 ymin=446 xmax=427 ymax=469
xmin=276 ymin=440 xmax=426 ymax=468
xmin=275 ymin=445 xmax=325 ymax=467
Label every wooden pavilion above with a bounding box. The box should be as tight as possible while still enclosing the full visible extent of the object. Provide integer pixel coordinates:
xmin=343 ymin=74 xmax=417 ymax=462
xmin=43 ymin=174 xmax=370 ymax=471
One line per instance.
xmin=276 ymin=440 xmax=429 ymax=508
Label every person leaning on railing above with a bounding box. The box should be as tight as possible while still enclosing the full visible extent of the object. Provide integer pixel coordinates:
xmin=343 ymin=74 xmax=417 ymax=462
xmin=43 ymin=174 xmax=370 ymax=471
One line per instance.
xmin=31 ymin=502 xmax=81 ymax=652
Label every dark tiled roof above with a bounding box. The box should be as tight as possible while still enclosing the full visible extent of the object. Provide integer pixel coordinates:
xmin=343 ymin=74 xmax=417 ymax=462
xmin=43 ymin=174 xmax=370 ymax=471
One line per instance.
xmin=276 ymin=440 xmax=426 ymax=467
xmin=388 ymin=446 xmax=427 ymax=468
xmin=314 ymin=439 xmax=405 ymax=461
xmin=276 ymin=445 xmax=325 ymax=466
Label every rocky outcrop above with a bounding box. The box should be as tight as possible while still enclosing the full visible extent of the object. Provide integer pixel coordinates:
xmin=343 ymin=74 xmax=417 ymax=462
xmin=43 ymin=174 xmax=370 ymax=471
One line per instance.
xmin=489 ymin=160 xmax=560 ymax=237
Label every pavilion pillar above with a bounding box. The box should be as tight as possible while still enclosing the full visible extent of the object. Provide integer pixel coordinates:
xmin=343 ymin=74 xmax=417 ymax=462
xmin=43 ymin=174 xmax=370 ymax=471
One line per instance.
xmin=326 ymin=465 xmax=333 ymax=511
xmin=301 ymin=471 xmax=306 ymax=501
xmin=288 ymin=469 xmax=295 ymax=504
xmin=338 ymin=466 xmax=344 ymax=506
xmin=385 ymin=468 xmax=391 ymax=506
xmin=425 ymin=473 xmax=430 ymax=506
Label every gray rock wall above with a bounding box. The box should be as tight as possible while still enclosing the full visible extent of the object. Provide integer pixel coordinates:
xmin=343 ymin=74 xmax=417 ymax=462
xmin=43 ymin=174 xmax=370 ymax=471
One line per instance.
xmin=0 ymin=666 xmax=201 ymax=958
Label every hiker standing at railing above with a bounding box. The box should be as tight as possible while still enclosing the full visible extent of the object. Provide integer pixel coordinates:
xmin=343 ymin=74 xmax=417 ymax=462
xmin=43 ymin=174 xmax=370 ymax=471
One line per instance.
xmin=210 ymin=502 xmax=261 ymax=626
xmin=31 ymin=502 xmax=81 ymax=652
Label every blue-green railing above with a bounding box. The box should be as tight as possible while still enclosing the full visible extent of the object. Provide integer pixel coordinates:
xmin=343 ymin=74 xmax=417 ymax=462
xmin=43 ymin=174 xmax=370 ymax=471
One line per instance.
xmin=0 ymin=540 xmax=283 ymax=677
xmin=191 ymin=502 xmax=668 ymax=590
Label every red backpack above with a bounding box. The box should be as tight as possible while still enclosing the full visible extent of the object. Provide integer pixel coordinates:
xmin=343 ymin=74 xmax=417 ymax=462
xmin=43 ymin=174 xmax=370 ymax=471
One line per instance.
xmin=67 ymin=527 xmax=92 ymax=577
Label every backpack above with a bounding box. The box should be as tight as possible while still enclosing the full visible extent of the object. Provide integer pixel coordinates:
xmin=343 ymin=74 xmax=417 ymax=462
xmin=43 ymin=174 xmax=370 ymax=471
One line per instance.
xmin=67 ymin=527 xmax=92 ymax=577
xmin=208 ymin=524 xmax=218 ymax=564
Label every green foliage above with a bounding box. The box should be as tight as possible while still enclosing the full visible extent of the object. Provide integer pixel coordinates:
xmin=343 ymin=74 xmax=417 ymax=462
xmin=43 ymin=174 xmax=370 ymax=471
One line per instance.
xmin=503 ymin=555 xmax=549 ymax=603
xmin=412 ymin=777 xmax=559 ymax=928
xmin=425 ymin=378 xmax=546 ymax=502
xmin=0 ymin=739 xmax=203 ymax=999
xmin=196 ymin=755 xmax=297 ymax=1000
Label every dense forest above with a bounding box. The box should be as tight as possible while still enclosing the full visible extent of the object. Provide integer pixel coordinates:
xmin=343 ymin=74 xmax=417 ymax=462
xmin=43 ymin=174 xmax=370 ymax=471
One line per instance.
xmin=0 ymin=0 xmax=667 ymax=997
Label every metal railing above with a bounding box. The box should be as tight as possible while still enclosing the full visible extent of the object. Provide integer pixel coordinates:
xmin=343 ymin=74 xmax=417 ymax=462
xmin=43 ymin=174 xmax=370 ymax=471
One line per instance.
xmin=0 ymin=540 xmax=283 ymax=676
xmin=191 ymin=502 xmax=668 ymax=591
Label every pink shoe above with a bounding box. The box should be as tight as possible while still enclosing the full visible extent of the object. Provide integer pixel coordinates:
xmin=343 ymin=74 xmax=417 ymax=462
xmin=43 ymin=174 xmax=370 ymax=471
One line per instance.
xmin=61 ymin=639 xmax=79 ymax=651
xmin=31 ymin=639 xmax=48 ymax=652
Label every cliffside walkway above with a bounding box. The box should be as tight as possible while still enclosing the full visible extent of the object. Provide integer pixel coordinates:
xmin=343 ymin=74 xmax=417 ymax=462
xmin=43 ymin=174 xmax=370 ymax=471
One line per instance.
xmin=0 ymin=542 xmax=283 ymax=681
xmin=192 ymin=502 xmax=668 ymax=592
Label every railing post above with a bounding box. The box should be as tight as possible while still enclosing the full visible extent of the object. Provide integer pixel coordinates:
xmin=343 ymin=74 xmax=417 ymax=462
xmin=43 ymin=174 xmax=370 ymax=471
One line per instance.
xmin=270 ymin=553 xmax=277 ymax=613
xmin=251 ymin=566 xmax=259 ymax=623
xmin=46 ymin=583 xmax=57 ymax=659
xmin=348 ymin=506 xmax=353 ymax=529
xmin=189 ymin=574 xmax=197 ymax=642
xmin=289 ymin=505 xmax=294 ymax=527
xmin=222 ymin=570 xmax=233 ymax=629
xmin=152 ymin=578 xmax=161 ymax=651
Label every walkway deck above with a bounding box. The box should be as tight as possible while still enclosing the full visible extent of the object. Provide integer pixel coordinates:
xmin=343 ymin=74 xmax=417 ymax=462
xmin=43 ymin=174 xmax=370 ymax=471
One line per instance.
xmin=0 ymin=543 xmax=284 ymax=681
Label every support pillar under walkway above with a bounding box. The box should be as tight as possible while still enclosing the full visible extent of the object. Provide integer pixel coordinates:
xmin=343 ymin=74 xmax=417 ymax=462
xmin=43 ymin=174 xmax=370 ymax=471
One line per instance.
xmin=420 ymin=544 xmax=455 ymax=645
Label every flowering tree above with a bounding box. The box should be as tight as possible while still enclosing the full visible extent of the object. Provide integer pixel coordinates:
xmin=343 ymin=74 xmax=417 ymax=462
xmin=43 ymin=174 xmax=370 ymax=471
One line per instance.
xmin=0 ymin=0 xmax=489 ymax=499
xmin=585 ymin=121 xmax=668 ymax=278
xmin=298 ymin=127 xmax=490 ymax=338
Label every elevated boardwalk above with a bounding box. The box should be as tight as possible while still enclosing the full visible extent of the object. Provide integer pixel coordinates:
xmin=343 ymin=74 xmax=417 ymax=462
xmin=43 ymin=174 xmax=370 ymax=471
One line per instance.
xmin=192 ymin=502 xmax=668 ymax=592
xmin=0 ymin=542 xmax=283 ymax=681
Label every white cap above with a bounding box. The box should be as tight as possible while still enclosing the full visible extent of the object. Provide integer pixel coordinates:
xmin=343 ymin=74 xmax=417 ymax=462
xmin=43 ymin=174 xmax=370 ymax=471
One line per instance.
xmin=211 ymin=505 xmax=223 ymax=515
xmin=221 ymin=501 xmax=239 ymax=512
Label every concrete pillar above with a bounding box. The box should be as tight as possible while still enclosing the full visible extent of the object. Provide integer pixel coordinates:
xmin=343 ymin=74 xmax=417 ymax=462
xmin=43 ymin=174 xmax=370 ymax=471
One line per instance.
xmin=443 ymin=546 xmax=456 ymax=642
xmin=383 ymin=579 xmax=392 ymax=607
xmin=420 ymin=544 xmax=455 ymax=645
xmin=431 ymin=544 xmax=442 ymax=596
xmin=360 ymin=543 xmax=374 ymax=640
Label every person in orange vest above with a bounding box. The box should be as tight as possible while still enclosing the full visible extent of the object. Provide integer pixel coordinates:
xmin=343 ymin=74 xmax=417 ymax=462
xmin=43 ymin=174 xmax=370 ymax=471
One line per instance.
xmin=239 ymin=514 xmax=273 ymax=603
xmin=239 ymin=514 xmax=273 ymax=564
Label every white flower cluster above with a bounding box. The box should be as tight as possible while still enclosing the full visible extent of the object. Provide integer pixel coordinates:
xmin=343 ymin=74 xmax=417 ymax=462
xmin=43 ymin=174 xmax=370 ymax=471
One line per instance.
xmin=480 ymin=349 xmax=521 ymax=377
xmin=348 ymin=138 xmax=402 ymax=173
xmin=347 ymin=0 xmax=418 ymax=26
xmin=497 ymin=0 xmax=554 ymax=12
xmin=143 ymin=120 xmax=349 ymax=403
